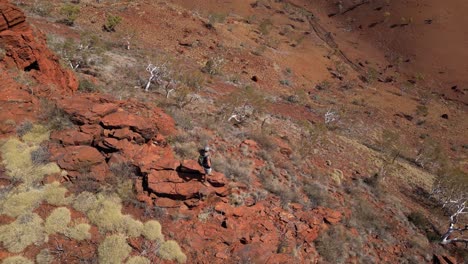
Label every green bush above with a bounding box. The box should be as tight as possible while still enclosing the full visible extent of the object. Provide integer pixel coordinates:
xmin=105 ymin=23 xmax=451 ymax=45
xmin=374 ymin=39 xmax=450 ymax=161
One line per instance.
xmin=0 ymin=213 xmax=46 ymax=253
xmin=98 ymin=234 xmax=131 ymax=264
xmin=60 ymin=4 xmax=80 ymax=26
xmin=103 ymin=14 xmax=122 ymax=32
xmin=45 ymin=207 xmax=71 ymax=234
xmin=2 ymin=256 xmax=34 ymax=264
xmin=158 ymin=240 xmax=187 ymax=263
xmin=142 ymin=220 xmax=164 ymax=241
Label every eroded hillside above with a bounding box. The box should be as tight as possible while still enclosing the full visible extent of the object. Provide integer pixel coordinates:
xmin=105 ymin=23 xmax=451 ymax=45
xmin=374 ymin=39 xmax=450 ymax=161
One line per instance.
xmin=0 ymin=0 xmax=467 ymax=263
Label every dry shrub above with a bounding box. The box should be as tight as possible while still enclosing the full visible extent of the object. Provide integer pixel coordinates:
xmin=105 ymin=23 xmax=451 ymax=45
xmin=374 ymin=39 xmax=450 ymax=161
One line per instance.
xmin=108 ymin=162 xmax=137 ymax=202
xmin=65 ymin=223 xmax=91 ymax=241
xmin=2 ymin=256 xmax=34 ymax=264
xmin=45 ymin=207 xmax=71 ymax=234
xmin=212 ymin=155 xmax=252 ymax=184
xmin=36 ymin=249 xmax=54 ymax=264
xmin=158 ymin=240 xmax=187 ymax=263
xmin=315 ymin=225 xmax=348 ymax=263
xmin=16 ymin=120 xmax=33 ymax=137
xmin=0 ymin=213 xmax=46 ymax=253
xmin=72 ymin=191 xmax=98 ymax=213
xmin=30 ymin=145 xmax=50 ymax=165
xmin=142 ymin=220 xmax=164 ymax=241
xmin=98 ymin=234 xmax=131 ymax=264
xmin=303 ymin=181 xmax=331 ymax=208
xmin=126 ymin=256 xmax=151 ymax=264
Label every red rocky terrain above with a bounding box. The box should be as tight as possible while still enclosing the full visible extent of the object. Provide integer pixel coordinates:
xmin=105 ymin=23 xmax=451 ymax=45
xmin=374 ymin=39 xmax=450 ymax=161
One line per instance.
xmin=0 ymin=0 xmax=466 ymax=263
xmin=0 ymin=2 xmax=347 ymax=263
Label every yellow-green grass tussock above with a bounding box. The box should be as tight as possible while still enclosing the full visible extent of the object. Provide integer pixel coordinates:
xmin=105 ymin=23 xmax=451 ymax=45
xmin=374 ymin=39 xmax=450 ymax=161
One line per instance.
xmin=126 ymin=256 xmax=151 ymax=264
xmin=84 ymin=193 xmax=142 ymax=237
xmin=21 ymin=124 xmax=50 ymax=144
xmin=142 ymin=220 xmax=164 ymax=241
xmin=36 ymin=249 xmax=54 ymax=264
xmin=72 ymin=191 xmax=98 ymax=213
xmin=0 ymin=182 xmax=72 ymax=217
xmin=45 ymin=207 xmax=71 ymax=234
xmin=98 ymin=234 xmax=131 ymax=264
xmin=0 ymin=188 xmax=43 ymax=217
xmin=2 ymin=256 xmax=34 ymax=264
xmin=0 ymin=137 xmax=60 ymax=185
xmin=158 ymin=240 xmax=187 ymax=263
xmin=0 ymin=213 xmax=46 ymax=253
xmin=65 ymin=223 xmax=92 ymax=241
xmin=43 ymin=182 xmax=73 ymax=206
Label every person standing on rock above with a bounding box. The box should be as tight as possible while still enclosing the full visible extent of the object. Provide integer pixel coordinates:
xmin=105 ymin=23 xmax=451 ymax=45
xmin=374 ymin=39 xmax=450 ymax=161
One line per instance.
xmin=199 ymin=146 xmax=212 ymax=186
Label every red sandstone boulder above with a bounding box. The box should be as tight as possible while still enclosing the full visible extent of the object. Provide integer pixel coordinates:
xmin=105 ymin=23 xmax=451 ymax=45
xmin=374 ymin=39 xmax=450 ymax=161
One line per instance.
xmin=101 ymin=111 xmax=155 ymax=140
xmin=207 ymin=171 xmax=228 ymax=187
xmin=56 ymin=146 xmax=108 ymax=180
xmin=154 ymin=197 xmax=181 ymax=208
xmin=50 ymin=129 xmax=94 ymax=146
xmin=147 ymin=180 xmax=204 ymax=200
xmin=179 ymin=159 xmax=204 ymax=174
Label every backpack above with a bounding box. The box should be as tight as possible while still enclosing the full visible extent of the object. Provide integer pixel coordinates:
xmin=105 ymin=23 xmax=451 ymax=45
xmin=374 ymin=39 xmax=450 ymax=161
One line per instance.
xmin=198 ymin=154 xmax=206 ymax=167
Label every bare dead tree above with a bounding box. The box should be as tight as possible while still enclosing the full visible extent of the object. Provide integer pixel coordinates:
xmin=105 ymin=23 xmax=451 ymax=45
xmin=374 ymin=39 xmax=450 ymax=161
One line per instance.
xmin=145 ymin=63 xmax=169 ymax=92
xmin=432 ymin=177 xmax=468 ymax=246
xmin=227 ymin=103 xmax=255 ymax=124
xmin=440 ymin=199 xmax=467 ymax=245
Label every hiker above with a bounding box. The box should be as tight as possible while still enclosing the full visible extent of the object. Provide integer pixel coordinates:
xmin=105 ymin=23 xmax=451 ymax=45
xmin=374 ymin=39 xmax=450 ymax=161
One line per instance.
xmin=198 ymin=146 xmax=212 ymax=185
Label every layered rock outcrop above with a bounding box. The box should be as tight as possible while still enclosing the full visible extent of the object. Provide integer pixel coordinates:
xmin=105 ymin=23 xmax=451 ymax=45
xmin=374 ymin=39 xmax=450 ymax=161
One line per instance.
xmin=0 ymin=0 xmax=77 ymax=93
